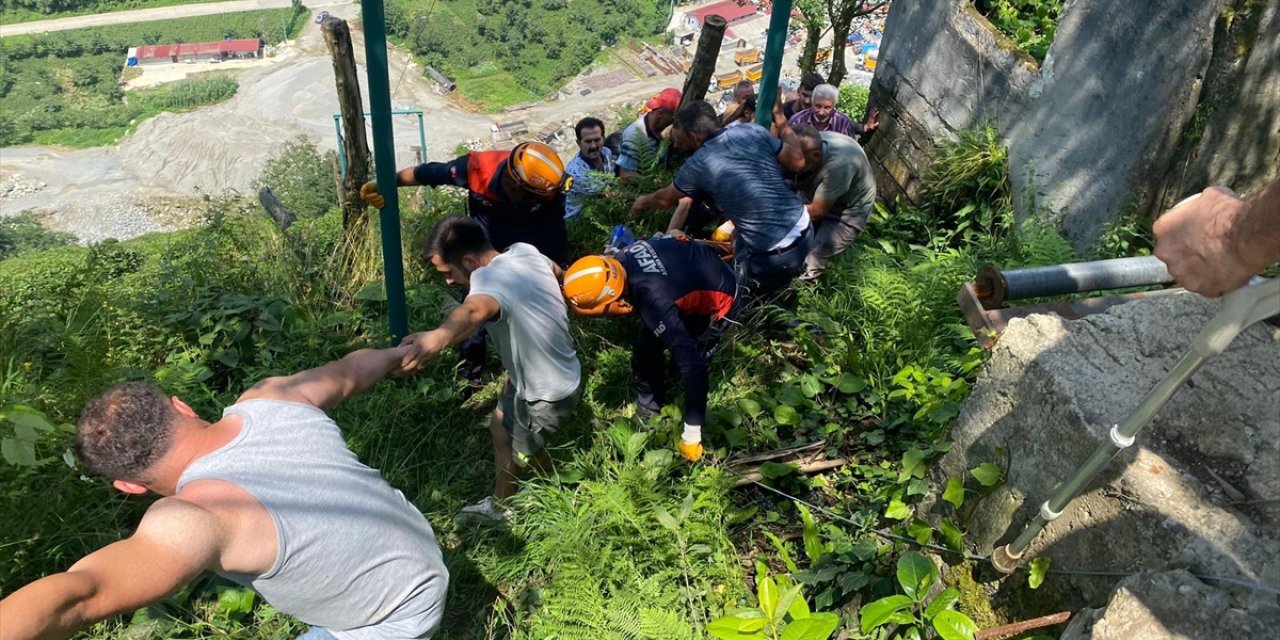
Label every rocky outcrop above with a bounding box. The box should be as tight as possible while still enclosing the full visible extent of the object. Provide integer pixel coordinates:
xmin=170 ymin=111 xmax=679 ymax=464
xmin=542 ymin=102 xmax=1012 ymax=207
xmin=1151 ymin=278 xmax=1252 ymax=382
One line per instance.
xmin=926 ymin=293 xmax=1280 ymax=629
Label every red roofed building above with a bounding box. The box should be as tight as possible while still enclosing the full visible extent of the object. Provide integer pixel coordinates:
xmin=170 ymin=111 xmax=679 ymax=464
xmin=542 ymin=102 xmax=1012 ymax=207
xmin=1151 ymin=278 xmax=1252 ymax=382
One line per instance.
xmin=127 ymin=38 xmax=262 ymax=66
xmin=682 ymin=0 xmax=766 ymax=32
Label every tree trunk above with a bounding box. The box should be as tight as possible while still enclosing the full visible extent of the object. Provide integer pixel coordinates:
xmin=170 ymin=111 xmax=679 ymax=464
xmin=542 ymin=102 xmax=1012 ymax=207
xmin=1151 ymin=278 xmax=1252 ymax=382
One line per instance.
xmin=827 ymin=1 xmax=888 ymax=88
xmin=321 ymin=18 xmax=370 ymax=245
xmin=257 ymin=187 xmax=296 ymax=231
xmin=680 ymin=14 xmax=728 ymax=108
xmin=799 ymin=21 xmax=822 ymax=75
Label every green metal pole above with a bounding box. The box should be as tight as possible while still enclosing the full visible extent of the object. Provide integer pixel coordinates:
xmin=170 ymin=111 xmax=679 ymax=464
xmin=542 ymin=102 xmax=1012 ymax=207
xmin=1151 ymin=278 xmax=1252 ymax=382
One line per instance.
xmin=756 ymin=0 xmax=794 ymax=127
xmin=360 ymin=0 xmax=408 ymax=342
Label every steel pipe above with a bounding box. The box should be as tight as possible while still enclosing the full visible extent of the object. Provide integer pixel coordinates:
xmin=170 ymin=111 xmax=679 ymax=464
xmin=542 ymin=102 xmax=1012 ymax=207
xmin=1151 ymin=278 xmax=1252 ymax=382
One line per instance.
xmin=977 ymin=256 xmax=1173 ymax=307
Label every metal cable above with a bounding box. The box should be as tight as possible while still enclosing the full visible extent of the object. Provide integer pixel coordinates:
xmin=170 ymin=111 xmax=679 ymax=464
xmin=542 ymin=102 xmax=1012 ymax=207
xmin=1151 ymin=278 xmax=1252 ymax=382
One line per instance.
xmin=727 ymin=465 xmax=1280 ymax=596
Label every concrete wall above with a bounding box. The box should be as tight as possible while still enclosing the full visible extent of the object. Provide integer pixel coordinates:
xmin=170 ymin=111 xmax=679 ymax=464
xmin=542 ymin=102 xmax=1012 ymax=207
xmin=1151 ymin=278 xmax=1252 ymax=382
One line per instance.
xmin=866 ymin=0 xmax=1280 ymax=249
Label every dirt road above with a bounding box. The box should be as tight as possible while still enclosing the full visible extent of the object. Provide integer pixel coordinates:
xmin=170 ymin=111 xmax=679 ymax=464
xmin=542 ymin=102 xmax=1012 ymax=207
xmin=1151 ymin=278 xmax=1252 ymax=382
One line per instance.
xmin=0 ymin=0 xmax=869 ymax=242
xmin=0 ymin=0 xmax=310 ymax=37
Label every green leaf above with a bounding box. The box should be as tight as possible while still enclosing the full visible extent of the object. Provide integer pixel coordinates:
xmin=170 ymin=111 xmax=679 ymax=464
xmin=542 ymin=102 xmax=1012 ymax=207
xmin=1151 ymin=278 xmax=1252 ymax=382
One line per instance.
xmin=1 ymin=437 xmax=37 ymax=467
xmin=214 ymin=348 xmax=240 ymax=368
xmin=940 ymin=518 xmax=965 ymax=553
xmin=773 ymin=584 xmax=802 ymax=623
xmin=787 ymin=584 xmax=811 ymax=620
xmin=354 ymin=279 xmax=387 ymax=301
xmin=933 ymin=610 xmax=979 ymax=640
xmin=923 ymin=587 xmax=960 ymax=620
xmin=758 ymin=576 xmax=780 ymax=621
xmin=781 ymin=612 xmax=839 ymax=640
xmin=836 ymin=373 xmax=867 ymax=394
xmin=907 ymin=518 xmax=933 ymax=545
xmin=899 ymin=447 xmax=926 ymax=482
xmin=708 ymin=614 xmax=767 ymax=640
xmin=1028 ymin=556 xmax=1051 ymax=589
xmin=859 ymin=594 xmax=914 ymax=633
xmin=738 ymin=398 xmax=763 ymax=418
xmin=764 ymin=531 xmax=800 ymax=574
xmin=2 ymin=406 xmax=55 ymax=432
xmin=13 ymin=422 xmax=38 ymax=442
xmin=761 ymin=461 xmax=799 ymax=479
xmin=739 ymin=617 xmax=769 ymax=632
xmin=942 ymin=477 xmax=966 ymax=509
xmin=799 ymin=374 xmax=823 ymax=398
xmin=970 ymin=462 xmax=1003 ymax=487
xmin=774 ymin=404 xmax=801 ymax=426
xmin=653 ymin=506 xmax=680 ymax=532
xmin=884 ymin=499 xmax=911 ymax=520
xmin=896 ymin=551 xmax=937 ymax=601
xmin=797 ymin=502 xmax=824 ymax=563
xmin=906 ymin=478 xmax=929 ymax=496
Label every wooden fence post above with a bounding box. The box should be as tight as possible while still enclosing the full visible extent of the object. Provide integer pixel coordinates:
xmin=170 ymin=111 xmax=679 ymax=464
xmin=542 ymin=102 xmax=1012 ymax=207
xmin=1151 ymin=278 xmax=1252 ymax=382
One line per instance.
xmin=321 ymin=17 xmax=370 ymax=242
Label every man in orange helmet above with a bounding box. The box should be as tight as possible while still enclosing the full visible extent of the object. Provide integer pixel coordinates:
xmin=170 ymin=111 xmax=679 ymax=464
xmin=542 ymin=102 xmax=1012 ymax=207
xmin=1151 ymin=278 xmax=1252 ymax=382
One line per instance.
xmin=562 ymin=235 xmax=740 ymax=462
xmin=362 ymin=141 xmax=573 ymax=387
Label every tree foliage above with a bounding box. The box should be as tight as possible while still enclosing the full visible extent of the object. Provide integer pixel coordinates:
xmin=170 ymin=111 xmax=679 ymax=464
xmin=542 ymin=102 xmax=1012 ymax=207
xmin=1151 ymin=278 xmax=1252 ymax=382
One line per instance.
xmin=386 ymin=0 xmax=668 ymax=101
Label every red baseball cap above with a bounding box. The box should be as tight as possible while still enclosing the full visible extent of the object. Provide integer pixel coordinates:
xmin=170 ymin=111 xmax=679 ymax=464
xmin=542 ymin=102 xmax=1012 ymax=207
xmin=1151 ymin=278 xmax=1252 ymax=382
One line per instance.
xmin=645 ymin=88 xmax=682 ymax=111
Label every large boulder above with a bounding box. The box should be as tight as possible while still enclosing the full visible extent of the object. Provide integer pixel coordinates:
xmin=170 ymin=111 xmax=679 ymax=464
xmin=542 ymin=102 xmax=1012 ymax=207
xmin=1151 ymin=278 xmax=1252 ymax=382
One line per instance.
xmin=926 ymin=293 xmax=1280 ymax=623
xmin=1061 ymin=570 xmax=1269 ymax=640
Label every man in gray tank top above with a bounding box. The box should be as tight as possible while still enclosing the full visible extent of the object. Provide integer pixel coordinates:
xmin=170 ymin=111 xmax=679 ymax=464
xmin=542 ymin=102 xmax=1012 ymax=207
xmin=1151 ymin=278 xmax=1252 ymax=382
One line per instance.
xmin=0 ymin=347 xmax=448 ymax=639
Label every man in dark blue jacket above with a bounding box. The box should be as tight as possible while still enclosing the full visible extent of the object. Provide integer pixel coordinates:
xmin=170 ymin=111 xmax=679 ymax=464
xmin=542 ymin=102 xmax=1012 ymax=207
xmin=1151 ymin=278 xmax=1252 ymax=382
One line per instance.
xmin=562 ymin=236 xmax=740 ymax=462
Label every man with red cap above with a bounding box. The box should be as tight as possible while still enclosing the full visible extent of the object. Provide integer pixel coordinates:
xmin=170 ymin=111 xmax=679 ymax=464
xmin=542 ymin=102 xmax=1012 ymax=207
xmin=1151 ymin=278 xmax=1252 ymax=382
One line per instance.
xmin=617 ymin=87 xmax=682 ymax=180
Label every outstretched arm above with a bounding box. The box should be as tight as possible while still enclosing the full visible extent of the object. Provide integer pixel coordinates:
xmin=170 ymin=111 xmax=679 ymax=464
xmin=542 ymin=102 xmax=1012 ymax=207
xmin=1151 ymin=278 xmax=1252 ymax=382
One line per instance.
xmin=630 ymin=184 xmax=686 ymax=218
xmin=398 ymin=294 xmax=502 ymax=373
xmin=0 ymin=499 xmax=225 ymax=640
xmin=239 ymin=346 xmax=412 ymax=411
xmin=1154 ymin=177 xmax=1280 ymax=297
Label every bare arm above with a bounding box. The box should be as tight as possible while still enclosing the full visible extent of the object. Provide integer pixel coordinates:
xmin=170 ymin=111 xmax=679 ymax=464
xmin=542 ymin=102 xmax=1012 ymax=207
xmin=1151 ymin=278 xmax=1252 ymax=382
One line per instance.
xmin=667 ymin=197 xmax=694 ymax=234
xmin=399 ymin=294 xmax=501 ymax=373
xmin=630 ymin=184 xmax=685 ymax=218
xmin=806 ymin=198 xmax=837 ymax=222
xmin=0 ymin=499 xmax=224 ymax=640
xmin=1154 ymin=177 xmax=1280 ymax=297
xmin=239 ymin=346 xmax=411 ymax=411
xmin=776 ymin=140 xmax=808 ymax=174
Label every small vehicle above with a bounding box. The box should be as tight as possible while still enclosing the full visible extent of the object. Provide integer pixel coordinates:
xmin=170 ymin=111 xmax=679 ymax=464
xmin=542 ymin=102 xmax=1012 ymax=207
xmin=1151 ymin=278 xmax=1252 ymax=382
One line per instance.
xmin=579 ymin=87 xmax=592 ymax=96
xmin=734 ymin=46 xmax=761 ymax=66
xmin=184 ymin=57 xmax=195 ymax=64
xmin=209 ymin=57 xmax=221 ymax=64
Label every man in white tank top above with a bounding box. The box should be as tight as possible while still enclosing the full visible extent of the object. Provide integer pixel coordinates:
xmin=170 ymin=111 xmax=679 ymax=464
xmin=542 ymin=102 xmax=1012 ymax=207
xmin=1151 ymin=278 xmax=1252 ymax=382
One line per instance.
xmin=0 ymin=346 xmax=448 ymax=639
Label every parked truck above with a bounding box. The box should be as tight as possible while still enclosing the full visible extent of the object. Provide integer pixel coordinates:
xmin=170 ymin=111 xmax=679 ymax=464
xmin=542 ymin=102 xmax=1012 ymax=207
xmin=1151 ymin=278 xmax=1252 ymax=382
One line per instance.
xmin=744 ymin=63 xmax=764 ymax=83
xmin=734 ymin=45 xmax=762 ymax=66
xmin=711 ymin=69 xmax=746 ymax=92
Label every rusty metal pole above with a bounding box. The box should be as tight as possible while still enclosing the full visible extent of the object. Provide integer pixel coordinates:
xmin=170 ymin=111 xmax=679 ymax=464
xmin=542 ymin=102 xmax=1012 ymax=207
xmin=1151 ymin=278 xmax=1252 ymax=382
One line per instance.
xmin=680 ymin=14 xmax=727 ymax=108
xmin=321 ymin=17 xmax=370 ymax=241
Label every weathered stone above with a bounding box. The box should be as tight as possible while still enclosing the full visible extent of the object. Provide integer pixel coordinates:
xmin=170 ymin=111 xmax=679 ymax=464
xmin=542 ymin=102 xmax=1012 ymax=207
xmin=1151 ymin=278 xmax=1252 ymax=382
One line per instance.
xmin=869 ymin=0 xmax=1280 ymax=248
xmin=924 ymin=293 xmax=1280 ymax=619
xmin=1060 ymin=570 xmax=1271 ymax=640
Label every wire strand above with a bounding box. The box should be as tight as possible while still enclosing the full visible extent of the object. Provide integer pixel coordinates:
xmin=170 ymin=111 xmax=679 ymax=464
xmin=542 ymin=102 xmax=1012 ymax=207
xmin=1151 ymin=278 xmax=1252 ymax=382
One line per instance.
xmin=727 ymin=465 xmax=1280 ymax=596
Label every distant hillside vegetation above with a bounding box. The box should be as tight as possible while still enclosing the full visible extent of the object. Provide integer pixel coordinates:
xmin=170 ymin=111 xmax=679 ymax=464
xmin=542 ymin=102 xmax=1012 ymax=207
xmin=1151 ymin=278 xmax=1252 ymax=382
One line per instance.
xmin=385 ymin=0 xmax=669 ymax=107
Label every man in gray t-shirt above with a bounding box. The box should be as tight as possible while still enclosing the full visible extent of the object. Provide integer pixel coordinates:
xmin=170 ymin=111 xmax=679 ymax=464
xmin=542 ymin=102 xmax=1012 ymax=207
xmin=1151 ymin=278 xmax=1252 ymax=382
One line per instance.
xmin=630 ymin=101 xmax=814 ymax=299
xmin=401 ymin=215 xmax=581 ymax=523
xmin=790 ymin=128 xmax=878 ymax=280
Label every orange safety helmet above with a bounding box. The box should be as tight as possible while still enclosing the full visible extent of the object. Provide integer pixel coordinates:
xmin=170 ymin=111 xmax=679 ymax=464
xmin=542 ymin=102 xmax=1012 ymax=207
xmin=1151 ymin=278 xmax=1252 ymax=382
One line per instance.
xmin=507 ymin=141 xmax=572 ymax=197
xmin=562 ymin=255 xmax=633 ymax=316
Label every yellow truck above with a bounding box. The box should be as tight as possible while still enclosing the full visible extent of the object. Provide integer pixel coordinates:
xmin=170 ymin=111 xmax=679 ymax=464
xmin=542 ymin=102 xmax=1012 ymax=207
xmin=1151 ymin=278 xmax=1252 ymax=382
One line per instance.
xmin=734 ymin=46 xmax=762 ymax=66
xmin=713 ymin=69 xmax=746 ymax=91
xmin=744 ymin=63 xmax=764 ymax=83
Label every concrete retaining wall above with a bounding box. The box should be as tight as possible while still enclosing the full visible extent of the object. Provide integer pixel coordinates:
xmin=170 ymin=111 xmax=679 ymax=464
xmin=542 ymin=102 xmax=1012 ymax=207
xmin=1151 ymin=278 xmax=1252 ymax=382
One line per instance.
xmin=866 ymin=0 xmax=1279 ymax=249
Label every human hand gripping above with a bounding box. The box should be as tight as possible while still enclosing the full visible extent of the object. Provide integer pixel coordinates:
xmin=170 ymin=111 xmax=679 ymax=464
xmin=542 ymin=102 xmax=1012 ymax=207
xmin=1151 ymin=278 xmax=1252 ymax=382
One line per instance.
xmin=397 ymin=330 xmax=448 ymax=374
xmin=359 ymin=181 xmax=385 ymax=209
xmin=1153 ymin=187 xmax=1257 ymax=298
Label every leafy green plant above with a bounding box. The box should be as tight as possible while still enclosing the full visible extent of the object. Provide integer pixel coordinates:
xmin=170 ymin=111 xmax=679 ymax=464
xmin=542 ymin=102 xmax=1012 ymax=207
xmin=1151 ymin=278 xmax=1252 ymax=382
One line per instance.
xmin=707 ymin=569 xmax=839 ymax=640
xmin=0 ymin=405 xmax=74 ymax=468
xmin=838 ymin=84 xmax=869 ymax=120
xmin=974 ymin=0 xmax=1064 ymax=62
xmin=0 ymin=213 xmax=75 ymax=260
xmin=859 ymin=551 xmax=978 ymax=639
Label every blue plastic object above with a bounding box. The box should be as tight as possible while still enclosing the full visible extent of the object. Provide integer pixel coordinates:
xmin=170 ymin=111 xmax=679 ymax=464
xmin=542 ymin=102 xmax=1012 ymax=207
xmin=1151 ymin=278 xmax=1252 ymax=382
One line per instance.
xmin=605 ymin=224 xmax=636 ymax=254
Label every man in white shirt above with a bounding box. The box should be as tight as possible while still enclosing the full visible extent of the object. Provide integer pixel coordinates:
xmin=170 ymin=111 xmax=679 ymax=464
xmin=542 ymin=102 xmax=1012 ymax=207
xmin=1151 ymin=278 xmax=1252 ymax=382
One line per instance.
xmin=400 ymin=215 xmax=582 ymax=522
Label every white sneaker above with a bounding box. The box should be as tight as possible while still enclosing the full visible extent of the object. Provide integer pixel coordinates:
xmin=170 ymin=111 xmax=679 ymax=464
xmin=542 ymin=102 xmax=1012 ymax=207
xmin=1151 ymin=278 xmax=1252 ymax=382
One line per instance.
xmin=459 ymin=496 xmax=510 ymax=525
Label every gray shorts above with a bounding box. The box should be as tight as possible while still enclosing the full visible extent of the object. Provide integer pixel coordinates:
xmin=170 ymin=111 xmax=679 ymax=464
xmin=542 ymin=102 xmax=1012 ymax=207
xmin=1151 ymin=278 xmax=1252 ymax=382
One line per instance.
xmin=500 ymin=383 xmax=580 ymax=465
xmin=803 ymin=205 xmax=871 ymax=280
